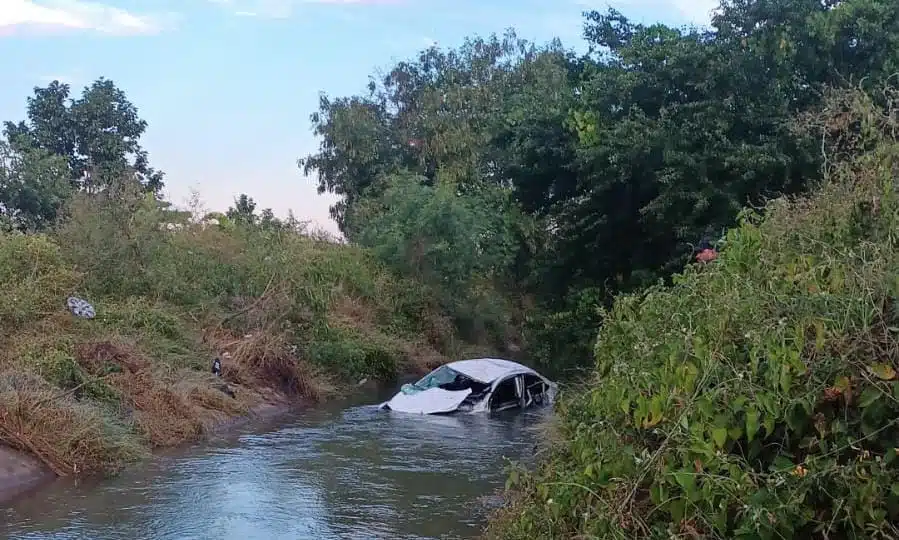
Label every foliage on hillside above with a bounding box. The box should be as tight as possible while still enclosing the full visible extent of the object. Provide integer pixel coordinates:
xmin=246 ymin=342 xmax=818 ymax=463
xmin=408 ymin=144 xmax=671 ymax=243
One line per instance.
xmin=299 ymin=0 xmax=899 ymax=372
xmin=0 ymin=68 xmax=517 ymax=477
xmin=0 ymin=186 xmax=484 ymax=477
xmin=485 ymin=87 xmax=899 ymax=539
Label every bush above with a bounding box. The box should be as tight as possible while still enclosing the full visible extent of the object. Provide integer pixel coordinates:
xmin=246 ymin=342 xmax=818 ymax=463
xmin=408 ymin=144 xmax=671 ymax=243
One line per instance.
xmin=487 ymin=88 xmax=899 ymax=539
xmin=0 ymin=233 xmax=79 ymax=328
xmin=306 ymin=321 xmax=402 ymax=382
xmin=522 ymin=286 xmax=605 ymax=378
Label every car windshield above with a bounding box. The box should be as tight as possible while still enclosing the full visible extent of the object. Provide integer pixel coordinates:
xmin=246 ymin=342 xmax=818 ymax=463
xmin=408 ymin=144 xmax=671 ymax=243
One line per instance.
xmin=412 ymin=365 xmax=461 ymax=390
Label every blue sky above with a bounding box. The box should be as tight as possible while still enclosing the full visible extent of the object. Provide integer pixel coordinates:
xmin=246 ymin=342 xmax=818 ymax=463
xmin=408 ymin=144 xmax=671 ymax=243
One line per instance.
xmin=0 ymin=0 xmax=715 ymax=234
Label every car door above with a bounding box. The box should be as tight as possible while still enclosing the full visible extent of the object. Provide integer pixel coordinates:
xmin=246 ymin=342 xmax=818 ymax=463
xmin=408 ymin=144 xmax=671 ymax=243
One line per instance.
xmin=489 ymin=374 xmax=524 ymax=412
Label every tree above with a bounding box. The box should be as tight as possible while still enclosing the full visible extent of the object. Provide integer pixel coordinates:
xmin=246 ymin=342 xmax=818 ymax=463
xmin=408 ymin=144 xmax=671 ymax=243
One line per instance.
xmin=3 ymin=78 xmax=164 ymax=194
xmin=348 ymin=173 xmax=522 ymax=323
xmin=0 ymin=141 xmax=72 ymax=231
xmin=299 ymin=31 xmax=555 ymax=233
xmin=551 ymin=0 xmax=899 ymax=296
xmin=299 ymin=0 xmax=899 ymax=370
xmin=226 ymin=194 xmax=258 ymax=226
xmin=225 ymin=193 xmax=296 ymax=232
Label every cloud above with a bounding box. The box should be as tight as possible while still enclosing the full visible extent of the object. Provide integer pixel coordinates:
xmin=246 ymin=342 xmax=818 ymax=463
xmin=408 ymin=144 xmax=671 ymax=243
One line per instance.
xmin=0 ymin=0 xmax=168 ymax=36
xmin=209 ymin=0 xmax=401 ymax=19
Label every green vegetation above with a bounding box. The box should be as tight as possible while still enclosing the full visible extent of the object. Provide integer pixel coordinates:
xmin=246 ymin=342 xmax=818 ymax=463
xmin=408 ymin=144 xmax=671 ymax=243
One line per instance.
xmin=4 ymin=0 xmax=899 ymax=532
xmin=287 ymin=0 xmax=899 ymax=536
xmin=298 ymin=0 xmax=899 ymax=376
xmin=0 ymin=79 xmax=500 ymax=477
xmin=486 ymin=86 xmax=899 ymax=539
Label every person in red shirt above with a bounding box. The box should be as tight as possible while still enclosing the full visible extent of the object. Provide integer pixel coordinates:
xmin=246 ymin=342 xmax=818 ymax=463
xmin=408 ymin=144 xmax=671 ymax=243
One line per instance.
xmin=695 ymin=237 xmax=718 ymax=264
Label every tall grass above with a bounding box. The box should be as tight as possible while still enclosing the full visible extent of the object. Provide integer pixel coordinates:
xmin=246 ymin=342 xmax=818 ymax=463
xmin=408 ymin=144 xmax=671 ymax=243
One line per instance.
xmin=0 ymin=185 xmax=498 ymax=476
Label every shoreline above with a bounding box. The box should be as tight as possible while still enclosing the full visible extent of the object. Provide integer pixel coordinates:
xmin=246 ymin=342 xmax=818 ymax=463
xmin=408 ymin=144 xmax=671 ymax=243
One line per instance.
xmin=0 ymin=396 xmax=298 ymax=507
xmin=0 ymin=356 xmax=423 ymax=508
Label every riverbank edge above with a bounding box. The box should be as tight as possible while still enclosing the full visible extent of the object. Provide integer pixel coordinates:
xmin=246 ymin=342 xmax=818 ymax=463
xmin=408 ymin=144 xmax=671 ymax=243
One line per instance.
xmin=0 ymin=394 xmax=299 ymax=506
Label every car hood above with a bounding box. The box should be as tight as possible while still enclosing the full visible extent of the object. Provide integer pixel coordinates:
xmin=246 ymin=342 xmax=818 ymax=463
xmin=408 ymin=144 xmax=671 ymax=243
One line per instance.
xmin=383 ymin=387 xmax=472 ymax=414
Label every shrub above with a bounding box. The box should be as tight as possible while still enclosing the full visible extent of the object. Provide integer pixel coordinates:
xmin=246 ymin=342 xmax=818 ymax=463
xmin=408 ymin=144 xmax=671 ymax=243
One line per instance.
xmin=0 ymin=371 xmax=146 ymax=476
xmin=0 ymin=233 xmax=79 ymax=328
xmin=487 ymin=87 xmax=899 ymax=539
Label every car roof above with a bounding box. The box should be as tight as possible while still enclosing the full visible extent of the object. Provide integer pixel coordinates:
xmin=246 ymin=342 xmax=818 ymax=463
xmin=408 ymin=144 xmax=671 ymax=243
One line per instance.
xmin=445 ymin=358 xmax=538 ymax=384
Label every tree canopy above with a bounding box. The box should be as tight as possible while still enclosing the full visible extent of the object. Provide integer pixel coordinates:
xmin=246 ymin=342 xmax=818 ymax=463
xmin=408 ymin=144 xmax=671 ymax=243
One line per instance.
xmin=0 ymin=78 xmax=164 ymax=231
xmin=3 ymin=78 xmax=163 ymax=195
xmin=299 ymin=0 xmax=899 ymax=369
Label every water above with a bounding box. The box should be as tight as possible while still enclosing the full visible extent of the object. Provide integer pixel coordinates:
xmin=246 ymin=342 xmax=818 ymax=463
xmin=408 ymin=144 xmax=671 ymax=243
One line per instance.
xmin=0 ymin=388 xmax=546 ymax=539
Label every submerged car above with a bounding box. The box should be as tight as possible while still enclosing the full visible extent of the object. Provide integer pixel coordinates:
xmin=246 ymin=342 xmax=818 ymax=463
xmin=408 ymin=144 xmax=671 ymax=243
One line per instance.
xmin=379 ymin=358 xmax=557 ymax=415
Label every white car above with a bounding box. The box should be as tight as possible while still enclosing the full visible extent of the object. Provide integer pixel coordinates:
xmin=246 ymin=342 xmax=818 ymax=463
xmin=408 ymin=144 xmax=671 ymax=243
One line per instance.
xmin=379 ymin=358 xmax=557 ymax=415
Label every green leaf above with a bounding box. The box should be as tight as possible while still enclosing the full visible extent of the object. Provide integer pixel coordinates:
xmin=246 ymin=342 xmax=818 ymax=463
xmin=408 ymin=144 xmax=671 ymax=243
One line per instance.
xmin=668 ymin=499 xmax=686 ymax=522
xmin=746 ymin=409 xmax=760 ymax=441
xmin=712 ymin=427 xmax=728 ymax=448
xmin=645 ymin=394 xmax=664 ymax=427
xmin=772 ymin=456 xmax=794 ymax=472
xmin=869 ymin=364 xmax=897 ymax=381
xmin=834 ymin=376 xmax=851 ymax=391
xmin=859 ymin=387 xmax=882 ymax=408
xmin=673 ymin=471 xmax=697 ymax=496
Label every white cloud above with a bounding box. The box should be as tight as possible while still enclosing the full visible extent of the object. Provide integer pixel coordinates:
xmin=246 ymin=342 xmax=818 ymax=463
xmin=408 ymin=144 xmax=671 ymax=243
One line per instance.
xmin=208 ymin=0 xmax=398 ymax=19
xmin=0 ymin=0 xmax=167 ymax=35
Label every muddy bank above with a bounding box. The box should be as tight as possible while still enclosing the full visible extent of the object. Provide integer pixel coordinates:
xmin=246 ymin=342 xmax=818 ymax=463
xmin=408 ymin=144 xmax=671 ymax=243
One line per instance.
xmin=0 ymin=446 xmax=54 ymax=506
xmin=0 ymin=397 xmax=296 ymax=506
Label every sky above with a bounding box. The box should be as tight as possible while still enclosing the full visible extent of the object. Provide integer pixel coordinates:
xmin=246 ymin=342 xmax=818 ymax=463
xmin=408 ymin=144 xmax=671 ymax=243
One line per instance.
xmin=0 ymin=0 xmax=716 ymax=234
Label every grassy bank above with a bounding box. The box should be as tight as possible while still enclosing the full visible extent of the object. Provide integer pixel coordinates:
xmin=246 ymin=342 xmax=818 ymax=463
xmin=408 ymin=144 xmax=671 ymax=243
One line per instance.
xmin=485 ymin=88 xmax=899 ymax=538
xmin=0 ymin=188 xmax=502 ymax=478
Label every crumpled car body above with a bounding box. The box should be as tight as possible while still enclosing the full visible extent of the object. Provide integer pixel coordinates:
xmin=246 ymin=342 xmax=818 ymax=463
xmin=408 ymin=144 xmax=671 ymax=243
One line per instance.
xmin=379 ymin=358 xmax=557 ymax=415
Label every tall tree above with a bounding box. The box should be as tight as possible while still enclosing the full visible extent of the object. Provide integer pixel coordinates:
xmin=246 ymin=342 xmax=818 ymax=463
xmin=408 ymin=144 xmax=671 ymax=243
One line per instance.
xmin=299 ymin=31 xmax=566 ymax=234
xmin=0 ymin=141 xmax=72 ymax=231
xmin=4 ymin=78 xmax=164 ymax=194
xmin=226 ymin=193 xmax=289 ymax=231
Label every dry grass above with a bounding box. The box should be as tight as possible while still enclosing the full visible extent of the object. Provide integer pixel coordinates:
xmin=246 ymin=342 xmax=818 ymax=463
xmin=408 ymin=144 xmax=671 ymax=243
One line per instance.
xmin=109 ymin=371 xmax=205 ymax=448
xmin=0 ymin=371 xmax=146 ymax=476
xmin=74 ymin=340 xmax=148 ymax=375
xmin=330 ymin=295 xmax=451 ymax=376
xmin=0 ymin=189 xmax=495 ymax=480
xmin=205 ymin=328 xmax=336 ymax=402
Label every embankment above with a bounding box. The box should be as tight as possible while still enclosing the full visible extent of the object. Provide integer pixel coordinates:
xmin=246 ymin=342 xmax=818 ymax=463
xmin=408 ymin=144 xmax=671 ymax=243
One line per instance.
xmin=0 ymin=399 xmax=292 ymax=505
xmin=485 ymin=89 xmax=899 ymax=538
xmin=0 ymin=192 xmax=509 ymax=504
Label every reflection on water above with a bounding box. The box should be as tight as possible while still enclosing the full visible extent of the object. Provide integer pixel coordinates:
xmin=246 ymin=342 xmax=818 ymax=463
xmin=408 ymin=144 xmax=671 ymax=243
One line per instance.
xmin=0 ymin=390 xmax=546 ymax=540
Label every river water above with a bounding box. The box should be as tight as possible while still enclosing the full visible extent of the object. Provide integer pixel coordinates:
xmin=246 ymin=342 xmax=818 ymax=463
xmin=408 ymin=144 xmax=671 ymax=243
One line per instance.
xmin=0 ymin=387 xmax=547 ymax=539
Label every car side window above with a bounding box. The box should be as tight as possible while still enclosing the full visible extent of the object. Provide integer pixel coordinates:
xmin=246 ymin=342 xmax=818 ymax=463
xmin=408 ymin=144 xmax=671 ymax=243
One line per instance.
xmin=490 ymin=376 xmax=520 ymax=411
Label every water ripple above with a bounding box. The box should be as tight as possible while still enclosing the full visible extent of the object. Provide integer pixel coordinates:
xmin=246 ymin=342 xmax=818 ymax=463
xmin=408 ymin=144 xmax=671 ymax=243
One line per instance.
xmin=0 ymin=400 xmax=548 ymax=540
